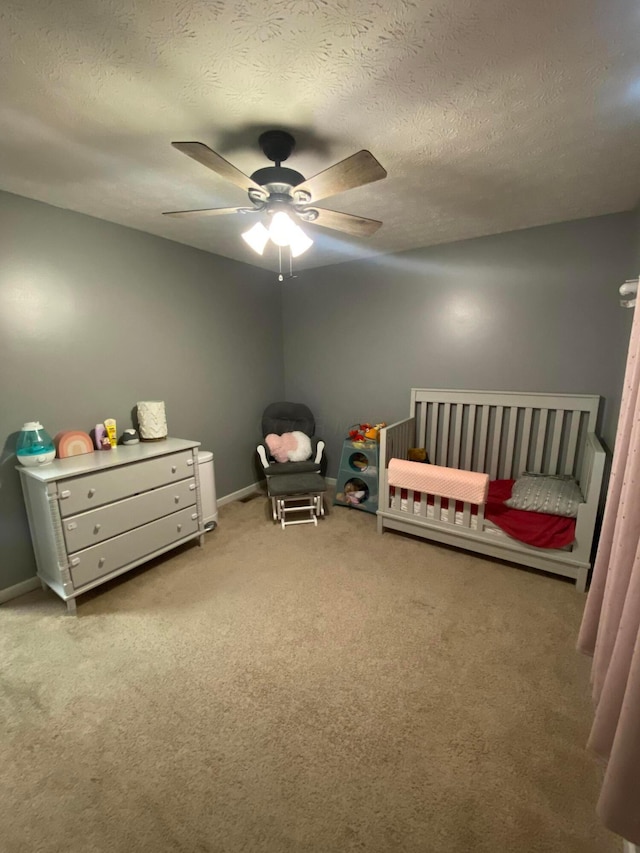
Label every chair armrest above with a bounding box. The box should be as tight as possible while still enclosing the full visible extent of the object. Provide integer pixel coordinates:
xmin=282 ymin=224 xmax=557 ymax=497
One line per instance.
xmin=257 ymin=444 xmax=270 ymax=471
xmin=313 ymin=439 xmax=325 ymax=465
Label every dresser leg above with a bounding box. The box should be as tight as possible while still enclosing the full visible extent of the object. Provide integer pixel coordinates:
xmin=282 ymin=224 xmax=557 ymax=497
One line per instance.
xmin=65 ymin=597 xmax=77 ymax=616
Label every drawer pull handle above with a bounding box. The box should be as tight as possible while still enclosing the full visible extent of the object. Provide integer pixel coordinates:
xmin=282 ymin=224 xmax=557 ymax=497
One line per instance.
xmin=60 ymin=489 xmax=71 ymax=500
xmin=98 ymin=557 xmax=105 ymax=567
xmin=94 ymin=524 xmax=101 ymax=534
xmin=70 ymin=557 xmax=80 ymax=567
xmin=177 ymin=523 xmax=183 ymax=532
xmin=174 ymin=496 xmax=180 ymax=504
xmin=191 ymin=513 xmax=198 ymax=520
xmin=187 ymin=459 xmax=194 ymax=467
xmin=171 ymin=466 xmax=177 ymax=474
xmin=88 ymin=488 xmax=96 ymax=498
xmin=189 ymin=483 xmax=196 ymax=491
xmin=67 ymin=522 xmax=77 ymax=531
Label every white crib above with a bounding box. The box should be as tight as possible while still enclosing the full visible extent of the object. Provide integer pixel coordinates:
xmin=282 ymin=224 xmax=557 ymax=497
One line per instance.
xmin=377 ymin=389 xmax=607 ymax=591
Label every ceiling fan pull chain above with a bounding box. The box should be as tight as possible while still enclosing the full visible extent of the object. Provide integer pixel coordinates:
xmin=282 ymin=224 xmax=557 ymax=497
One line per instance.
xmin=278 ymin=245 xmax=283 ymax=282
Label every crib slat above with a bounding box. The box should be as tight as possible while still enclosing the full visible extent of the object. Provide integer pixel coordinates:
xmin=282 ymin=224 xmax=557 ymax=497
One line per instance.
xmin=518 ymin=407 xmax=533 ymax=475
xmin=565 ymin=410 xmax=580 ymax=475
xmin=417 ymin=402 xmax=427 ymax=450
xmin=489 ymin=406 xmax=503 ymax=480
xmin=503 ymin=407 xmax=517 ymax=479
xmin=548 ymin=410 xmax=564 ymax=475
xmin=441 ymin=404 xmax=451 ymax=466
xmin=476 ymin=503 xmax=485 ymax=530
xmin=427 ymin=403 xmax=440 ymax=465
xmin=451 ymin=405 xmax=462 ymax=469
xmin=434 ymin=494 xmax=441 ymax=522
xmin=462 ymin=502 xmax=471 ymax=527
xmin=533 ymin=409 xmax=548 ymax=471
xmin=464 ymin=405 xmax=476 ymax=469
xmin=419 ymin=491 xmax=427 ymax=517
xmin=477 ymin=406 xmax=489 ymax=472
xmin=407 ymin=490 xmax=414 ymax=515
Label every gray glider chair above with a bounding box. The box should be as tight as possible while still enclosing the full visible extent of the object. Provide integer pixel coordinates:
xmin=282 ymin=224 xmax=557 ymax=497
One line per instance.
xmin=256 ymin=402 xmax=327 ymax=528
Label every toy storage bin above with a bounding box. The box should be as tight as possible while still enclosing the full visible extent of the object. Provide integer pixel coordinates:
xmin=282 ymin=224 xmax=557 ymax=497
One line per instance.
xmin=333 ymin=439 xmax=379 ymax=515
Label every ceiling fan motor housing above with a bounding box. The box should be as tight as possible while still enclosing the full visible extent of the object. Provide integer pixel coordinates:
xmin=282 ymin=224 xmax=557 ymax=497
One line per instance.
xmin=258 ymin=130 xmax=295 ymax=164
xmin=250 ymin=166 xmax=305 ymax=190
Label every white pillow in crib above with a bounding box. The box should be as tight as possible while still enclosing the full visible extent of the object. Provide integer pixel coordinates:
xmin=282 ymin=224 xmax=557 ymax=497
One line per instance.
xmin=505 ymin=473 xmax=584 ymax=517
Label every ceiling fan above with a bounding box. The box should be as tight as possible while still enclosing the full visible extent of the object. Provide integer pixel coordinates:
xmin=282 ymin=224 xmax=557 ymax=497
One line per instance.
xmin=163 ymin=130 xmax=387 ymax=259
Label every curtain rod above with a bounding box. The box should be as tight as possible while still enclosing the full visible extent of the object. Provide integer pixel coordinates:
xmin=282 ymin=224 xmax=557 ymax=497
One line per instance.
xmin=620 ymin=278 xmax=638 ymax=308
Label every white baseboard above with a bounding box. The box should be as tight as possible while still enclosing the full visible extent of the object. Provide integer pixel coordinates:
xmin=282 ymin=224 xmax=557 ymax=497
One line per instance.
xmin=326 ymin=477 xmax=337 ymax=486
xmin=623 ymin=841 xmax=639 ymax=853
xmin=0 ymin=576 xmax=41 ymax=604
xmin=217 ymin=481 xmax=263 ymax=507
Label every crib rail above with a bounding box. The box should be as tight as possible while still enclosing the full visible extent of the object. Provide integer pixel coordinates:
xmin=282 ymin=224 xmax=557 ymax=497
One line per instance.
xmin=379 ymin=416 xmax=415 ymax=467
xmin=410 ymin=389 xmax=600 ymax=479
xmin=573 ymin=432 xmax=606 ymax=564
xmin=387 ymin=487 xmax=485 ymax=531
xmin=379 ymin=417 xmax=415 ymax=518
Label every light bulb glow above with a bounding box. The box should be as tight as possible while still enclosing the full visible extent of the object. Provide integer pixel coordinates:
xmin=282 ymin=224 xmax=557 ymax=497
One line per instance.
xmin=268 ymin=211 xmax=297 ymax=247
xmin=241 ymin=212 xmax=313 ymax=260
xmin=241 ymin=221 xmax=270 ymax=255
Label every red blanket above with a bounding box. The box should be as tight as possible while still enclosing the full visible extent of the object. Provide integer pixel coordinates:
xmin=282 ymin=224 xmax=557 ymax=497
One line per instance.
xmin=391 ymin=479 xmax=576 ymax=549
xmin=484 ymin=480 xmax=576 ymax=549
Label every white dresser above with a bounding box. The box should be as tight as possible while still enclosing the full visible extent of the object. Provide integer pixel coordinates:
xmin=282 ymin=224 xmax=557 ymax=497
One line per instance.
xmin=19 ymin=438 xmax=204 ymax=614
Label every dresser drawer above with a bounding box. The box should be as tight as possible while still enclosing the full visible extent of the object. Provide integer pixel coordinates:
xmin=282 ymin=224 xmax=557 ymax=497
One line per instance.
xmin=58 ymin=450 xmax=195 ymax=517
xmin=69 ymin=507 xmax=199 ymax=589
xmin=63 ymin=478 xmax=197 ymax=553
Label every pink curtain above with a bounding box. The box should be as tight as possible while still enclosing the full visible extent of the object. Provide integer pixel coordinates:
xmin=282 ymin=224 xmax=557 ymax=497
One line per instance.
xmin=578 ymin=300 xmax=640 ymax=846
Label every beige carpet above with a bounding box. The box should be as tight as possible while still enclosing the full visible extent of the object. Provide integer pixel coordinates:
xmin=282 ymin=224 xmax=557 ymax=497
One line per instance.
xmin=1 ymin=492 xmax=617 ymax=853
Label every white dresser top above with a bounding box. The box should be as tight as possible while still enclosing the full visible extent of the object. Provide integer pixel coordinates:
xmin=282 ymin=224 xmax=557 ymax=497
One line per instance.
xmin=17 ymin=437 xmax=200 ymax=482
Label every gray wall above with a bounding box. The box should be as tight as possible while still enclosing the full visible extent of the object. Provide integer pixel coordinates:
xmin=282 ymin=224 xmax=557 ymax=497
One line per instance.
xmin=0 ymin=191 xmax=284 ymax=591
xmin=634 ymin=204 xmax=640 ymax=270
xmin=282 ymin=213 xmax=635 ymax=476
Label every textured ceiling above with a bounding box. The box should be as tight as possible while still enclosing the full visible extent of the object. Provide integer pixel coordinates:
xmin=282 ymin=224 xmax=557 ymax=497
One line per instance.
xmin=1 ymin=0 xmax=639 ymax=271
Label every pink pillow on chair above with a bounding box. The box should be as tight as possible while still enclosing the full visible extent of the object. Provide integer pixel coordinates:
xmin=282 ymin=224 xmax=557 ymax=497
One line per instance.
xmin=265 ymin=432 xmax=312 ymax=463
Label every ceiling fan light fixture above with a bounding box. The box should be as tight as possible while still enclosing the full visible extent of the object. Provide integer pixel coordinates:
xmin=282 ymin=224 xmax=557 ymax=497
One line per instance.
xmin=289 ymin=224 xmax=314 ymax=257
xmin=241 ymin=221 xmax=270 ymax=255
xmin=268 ymin=211 xmax=297 ymax=247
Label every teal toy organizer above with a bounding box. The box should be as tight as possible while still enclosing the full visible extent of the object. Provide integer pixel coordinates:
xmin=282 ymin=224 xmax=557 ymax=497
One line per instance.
xmin=333 ymin=439 xmax=379 ymax=514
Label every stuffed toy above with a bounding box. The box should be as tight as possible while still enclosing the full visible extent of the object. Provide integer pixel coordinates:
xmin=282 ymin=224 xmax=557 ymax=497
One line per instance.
xmin=365 ymin=422 xmax=386 ymax=441
xmin=408 ymin=447 xmax=430 ymax=463
xmin=336 ymin=480 xmax=367 ymax=506
xmin=265 ymin=431 xmax=312 ymax=463
xmin=345 ymin=487 xmax=366 ymax=505
xmin=348 ymin=422 xmax=386 ymax=443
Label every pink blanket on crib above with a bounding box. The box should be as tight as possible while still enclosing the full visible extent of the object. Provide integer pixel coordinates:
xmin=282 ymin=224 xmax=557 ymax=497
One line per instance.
xmin=387 ymin=459 xmax=490 ymax=505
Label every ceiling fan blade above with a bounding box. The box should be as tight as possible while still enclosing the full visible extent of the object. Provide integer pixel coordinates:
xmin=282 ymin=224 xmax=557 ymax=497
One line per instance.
xmin=295 ymin=150 xmax=387 ymax=203
xmin=308 ymin=207 xmax=382 ymax=237
xmin=172 ymin=142 xmax=264 ymax=194
xmin=162 ymin=206 xmax=256 ymax=218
